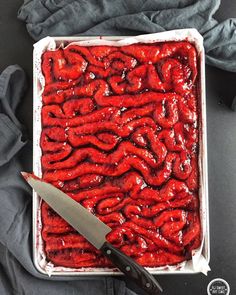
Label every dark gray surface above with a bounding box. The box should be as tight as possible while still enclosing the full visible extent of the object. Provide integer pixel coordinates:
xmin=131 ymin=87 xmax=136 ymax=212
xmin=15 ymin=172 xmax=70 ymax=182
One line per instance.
xmin=0 ymin=1 xmax=236 ymax=295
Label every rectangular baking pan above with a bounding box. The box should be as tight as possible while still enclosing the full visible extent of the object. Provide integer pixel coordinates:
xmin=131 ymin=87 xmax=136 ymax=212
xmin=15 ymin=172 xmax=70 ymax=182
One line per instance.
xmin=33 ymin=30 xmax=210 ymax=276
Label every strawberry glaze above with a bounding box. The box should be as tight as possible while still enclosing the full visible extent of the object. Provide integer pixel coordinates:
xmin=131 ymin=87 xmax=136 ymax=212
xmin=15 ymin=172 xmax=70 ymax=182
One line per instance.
xmin=40 ymin=41 xmax=201 ymax=268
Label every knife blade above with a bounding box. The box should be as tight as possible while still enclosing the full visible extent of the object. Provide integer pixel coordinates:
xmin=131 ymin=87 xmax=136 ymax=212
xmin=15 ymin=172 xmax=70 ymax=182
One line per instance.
xmin=22 ymin=172 xmax=163 ymax=294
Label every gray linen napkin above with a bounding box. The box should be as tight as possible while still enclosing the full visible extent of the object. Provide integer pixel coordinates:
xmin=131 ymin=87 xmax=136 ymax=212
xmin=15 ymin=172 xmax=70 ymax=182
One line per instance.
xmin=18 ymin=0 xmax=236 ymax=73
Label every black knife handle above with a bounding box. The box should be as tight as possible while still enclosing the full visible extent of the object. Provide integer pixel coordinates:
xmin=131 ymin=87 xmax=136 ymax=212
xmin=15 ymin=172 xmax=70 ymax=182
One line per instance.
xmin=100 ymin=241 xmax=163 ymax=294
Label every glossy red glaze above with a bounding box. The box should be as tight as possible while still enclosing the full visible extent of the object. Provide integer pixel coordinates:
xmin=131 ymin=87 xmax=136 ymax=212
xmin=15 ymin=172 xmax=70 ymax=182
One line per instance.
xmin=40 ymin=41 xmax=201 ymax=268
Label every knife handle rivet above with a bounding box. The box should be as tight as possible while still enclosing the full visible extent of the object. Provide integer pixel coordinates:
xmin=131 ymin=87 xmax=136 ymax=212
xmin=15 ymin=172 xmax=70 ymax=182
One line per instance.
xmin=106 ymin=249 xmax=111 ymax=255
xmin=146 ymin=283 xmax=151 ymax=288
xmin=125 ymin=266 xmax=131 ymax=272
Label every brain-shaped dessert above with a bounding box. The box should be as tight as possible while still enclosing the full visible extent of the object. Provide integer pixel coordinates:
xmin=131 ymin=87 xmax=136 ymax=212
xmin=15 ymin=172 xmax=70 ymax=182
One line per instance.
xmin=40 ymin=41 xmax=201 ymax=268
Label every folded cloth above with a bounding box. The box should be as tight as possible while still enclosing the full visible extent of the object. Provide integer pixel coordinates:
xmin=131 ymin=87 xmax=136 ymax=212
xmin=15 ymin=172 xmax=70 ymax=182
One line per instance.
xmin=18 ymin=0 xmax=236 ymax=73
xmin=0 ymin=65 xmax=137 ymax=295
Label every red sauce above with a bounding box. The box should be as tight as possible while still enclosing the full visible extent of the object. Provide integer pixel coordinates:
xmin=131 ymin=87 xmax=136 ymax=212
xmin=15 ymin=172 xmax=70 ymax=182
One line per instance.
xmin=40 ymin=41 xmax=201 ymax=268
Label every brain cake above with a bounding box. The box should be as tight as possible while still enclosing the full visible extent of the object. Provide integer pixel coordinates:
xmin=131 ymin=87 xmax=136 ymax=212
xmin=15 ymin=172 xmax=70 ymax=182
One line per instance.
xmin=40 ymin=41 xmax=201 ymax=268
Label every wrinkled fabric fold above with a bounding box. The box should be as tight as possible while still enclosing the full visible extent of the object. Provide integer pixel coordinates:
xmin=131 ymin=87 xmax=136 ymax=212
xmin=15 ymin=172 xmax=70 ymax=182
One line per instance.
xmin=18 ymin=0 xmax=236 ymax=72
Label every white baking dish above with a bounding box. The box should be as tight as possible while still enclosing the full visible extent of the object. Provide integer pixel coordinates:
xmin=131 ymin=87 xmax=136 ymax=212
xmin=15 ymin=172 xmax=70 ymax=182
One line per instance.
xmin=33 ymin=29 xmax=210 ymax=276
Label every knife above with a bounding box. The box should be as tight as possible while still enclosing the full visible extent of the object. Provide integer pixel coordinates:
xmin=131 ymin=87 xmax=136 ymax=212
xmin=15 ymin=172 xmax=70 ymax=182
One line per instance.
xmin=22 ymin=172 xmax=163 ymax=294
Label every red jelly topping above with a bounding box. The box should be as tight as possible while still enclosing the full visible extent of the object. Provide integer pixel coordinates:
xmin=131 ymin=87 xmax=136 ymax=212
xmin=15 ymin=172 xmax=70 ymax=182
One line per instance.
xmin=40 ymin=41 xmax=201 ymax=268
